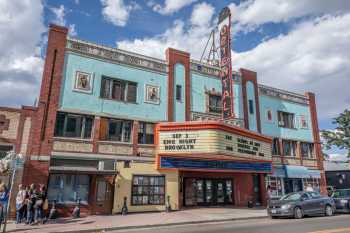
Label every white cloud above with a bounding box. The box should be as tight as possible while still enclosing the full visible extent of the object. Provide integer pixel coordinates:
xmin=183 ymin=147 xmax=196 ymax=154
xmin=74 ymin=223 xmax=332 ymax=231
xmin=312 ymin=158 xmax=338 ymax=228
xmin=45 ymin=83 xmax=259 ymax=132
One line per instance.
xmin=0 ymin=0 xmax=46 ymax=108
xmin=49 ymin=4 xmax=77 ymax=37
xmin=190 ymin=2 xmax=215 ymax=27
xmin=229 ymin=0 xmax=350 ymax=32
xmin=100 ymin=0 xmax=139 ymax=27
xmin=328 ymin=153 xmax=348 ymax=162
xmin=153 ymin=0 xmax=198 ymax=15
xmin=232 ymin=14 xmax=350 ymax=120
xmin=117 ymin=2 xmax=215 ymax=59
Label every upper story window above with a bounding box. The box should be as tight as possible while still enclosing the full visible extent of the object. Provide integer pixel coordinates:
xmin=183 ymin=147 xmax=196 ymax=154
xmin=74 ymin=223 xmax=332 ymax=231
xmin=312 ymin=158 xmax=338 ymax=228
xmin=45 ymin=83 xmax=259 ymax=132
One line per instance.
xmin=301 ymin=142 xmax=314 ymax=159
xmin=248 ymin=100 xmax=254 ymax=114
xmin=106 ymin=119 xmax=132 ymax=142
xmin=176 ymin=85 xmax=182 ymax=101
xmin=0 ymin=145 xmax=13 ymax=159
xmin=272 ymin=138 xmax=280 ymax=155
xmin=282 ymin=139 xmax=297 ymax=157
xmin=54 ymin=112 xmax=94 ymax=139
xmin=278 ymin=111 xmax=295 ymax=129
xmin=138 ymin=122 xmax=155 ymax=144
xmin=100 ymin=76 xmax=137 ymax=103
xmin=266 ymin=109 xmax=273 ymax=122
xmin=208 ymin=94 xmax=222 ymax=114
xmin=300 ymin=115 xmax=309 ymax=129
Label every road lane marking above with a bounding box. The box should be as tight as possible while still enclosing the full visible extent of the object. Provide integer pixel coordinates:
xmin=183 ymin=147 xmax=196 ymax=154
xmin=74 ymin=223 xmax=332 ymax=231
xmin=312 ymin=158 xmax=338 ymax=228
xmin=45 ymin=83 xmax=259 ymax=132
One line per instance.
xmin=309 ymin=227 xmax=350 ymax=233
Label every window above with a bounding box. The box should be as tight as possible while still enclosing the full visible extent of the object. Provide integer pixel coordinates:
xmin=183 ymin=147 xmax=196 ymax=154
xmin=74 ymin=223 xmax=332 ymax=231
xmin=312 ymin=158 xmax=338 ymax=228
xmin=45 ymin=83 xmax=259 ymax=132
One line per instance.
xmin=100 ymin=77 xmax=137 ymax=103
xmin=0 ymin=145 xmax=13 ymax=159
xmin=176 ymin=85 xmax=182 ymax=101
xmin=301 ymin=142 xmax=314 ymax=158
xmin=300 ymin=115 xmax=308 ymax=129
xmin=272 ymin=138 xmax=280 ymax=155
xmin=248 ymin=100 xmax=254 ymax=114
xmin=47 ymin=174 xmax=90 ymax=204
xmin=54 ymin=112 xmax=94 ymax=139
xmin=208 ymin=94 xmax=222 ymax=114
xmin=282 ymin=140 xmax=297 ymax=157
xmin=303 ymin=178 xmax=320 ymax=193
xmin=138 ymin=122 xmax=154 ymax=144
xmin=278 ymin=111 xmax=295 ymax=128
xmin=132 ymin=175 xmax=165 ymax=205
xmin=265 ymin=176 xmax=284 ymax=197
xmin=107 ymin=119 xmax=132 ymax=142
xmin=266 ymin=109 xmax=273 ymax=122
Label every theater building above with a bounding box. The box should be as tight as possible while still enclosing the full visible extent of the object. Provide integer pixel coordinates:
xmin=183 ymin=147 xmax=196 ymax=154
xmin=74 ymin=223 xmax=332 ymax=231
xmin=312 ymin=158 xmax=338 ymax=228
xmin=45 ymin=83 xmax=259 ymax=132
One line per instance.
xmin=15 ymin=24 xmax=326 ymax=215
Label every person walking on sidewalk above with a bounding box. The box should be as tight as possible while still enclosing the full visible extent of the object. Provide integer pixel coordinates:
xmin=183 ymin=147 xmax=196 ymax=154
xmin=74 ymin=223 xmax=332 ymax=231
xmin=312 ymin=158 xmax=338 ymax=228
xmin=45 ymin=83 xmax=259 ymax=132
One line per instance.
xmin=26 ymin=184 xmax=36 ymax=225
xmin=16 ymin=184 xmax=26 ymax=224
xmin=0 ymin=183 xmax=9 ymax=224
xmin=34 ymin=185 xmax=46 ymax=224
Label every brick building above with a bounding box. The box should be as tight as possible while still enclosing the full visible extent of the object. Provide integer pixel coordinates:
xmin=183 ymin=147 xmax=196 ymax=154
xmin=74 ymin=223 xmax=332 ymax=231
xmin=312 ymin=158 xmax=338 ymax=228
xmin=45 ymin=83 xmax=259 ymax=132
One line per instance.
xmin=4 ymin=24 xmax=326 ymax=216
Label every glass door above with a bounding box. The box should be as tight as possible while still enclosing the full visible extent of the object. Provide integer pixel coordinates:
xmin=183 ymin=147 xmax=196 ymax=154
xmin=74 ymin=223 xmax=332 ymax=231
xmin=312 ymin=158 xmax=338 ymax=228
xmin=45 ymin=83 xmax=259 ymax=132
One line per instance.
xmin=216 ymin=180 xmax=225 ymax=204
xmin=205 ymin=180 xmax=213 ymax=204
xmin=196 ymin=179 xmax=205 ymax=204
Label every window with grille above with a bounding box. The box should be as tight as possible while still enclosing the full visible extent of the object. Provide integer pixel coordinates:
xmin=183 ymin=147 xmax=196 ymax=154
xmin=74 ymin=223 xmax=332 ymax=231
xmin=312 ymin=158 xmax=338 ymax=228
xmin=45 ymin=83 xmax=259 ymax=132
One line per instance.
xmin=208 ymin=94 xmax=222 ymax=114
xmin=278 ymin=111 xmax=295 ymax=128
xmin=301 ymin=142 xmax=314 ymax=158
xmin=101 ymin=76 xmax=137 ymax=103
xmin=131 ymin=175 xmax=165 ymax=205
xmin=282 ymin=140 xmax=297 ymax=157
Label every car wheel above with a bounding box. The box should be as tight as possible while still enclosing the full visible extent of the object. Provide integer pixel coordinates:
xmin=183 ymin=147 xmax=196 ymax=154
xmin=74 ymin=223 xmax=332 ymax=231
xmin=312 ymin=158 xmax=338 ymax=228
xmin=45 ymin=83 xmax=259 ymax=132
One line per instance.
xmin=294 ymin=207 xmax=303 ymax=219
xmin=325 ymin=205 xmax=333 ymax=216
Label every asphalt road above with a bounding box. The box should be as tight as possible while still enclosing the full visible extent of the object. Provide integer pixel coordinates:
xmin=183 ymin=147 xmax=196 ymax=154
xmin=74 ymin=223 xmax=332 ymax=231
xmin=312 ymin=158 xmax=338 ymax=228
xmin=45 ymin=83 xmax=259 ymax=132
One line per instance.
xmin=111 ymin=214 xmax=350 ymax=233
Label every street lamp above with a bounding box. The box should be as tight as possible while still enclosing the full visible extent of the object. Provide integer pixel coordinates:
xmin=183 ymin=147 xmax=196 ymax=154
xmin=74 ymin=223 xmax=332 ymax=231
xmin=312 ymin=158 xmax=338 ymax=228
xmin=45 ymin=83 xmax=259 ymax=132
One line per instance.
xmin=0 ymin=151 xmax=23 ymax=233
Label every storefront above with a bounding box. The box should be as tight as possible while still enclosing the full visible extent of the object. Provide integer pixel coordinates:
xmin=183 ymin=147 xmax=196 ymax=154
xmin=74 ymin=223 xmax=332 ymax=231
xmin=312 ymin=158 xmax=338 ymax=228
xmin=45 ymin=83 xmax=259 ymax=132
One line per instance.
xmin=266 ymin=165 xmax=321 ymax=198
xmin=156 ymin=121 xmax=273 ymax=208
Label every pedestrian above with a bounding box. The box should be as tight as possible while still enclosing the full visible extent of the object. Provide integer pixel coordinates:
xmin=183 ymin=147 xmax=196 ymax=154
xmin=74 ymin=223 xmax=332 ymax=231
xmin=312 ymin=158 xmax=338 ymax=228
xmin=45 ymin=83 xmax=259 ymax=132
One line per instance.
xmin=26 ymin=183 xmax=36 ymax=225
xmin=266 ymin=185 xmax=272 ymax=204
xmin=0 ymin=183 xmax=9 ymax=224
xmin=16 ymin=184 xmax=26 ymax=224
xmin=34 ymin=184 xmax=46 ymax=224
xmin=306 ymin=183 xmax=314 ymax=192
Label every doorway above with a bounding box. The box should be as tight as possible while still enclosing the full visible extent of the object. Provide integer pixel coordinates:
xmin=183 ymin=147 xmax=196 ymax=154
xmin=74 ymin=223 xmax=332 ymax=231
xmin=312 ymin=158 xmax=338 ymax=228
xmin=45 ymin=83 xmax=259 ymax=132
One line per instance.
xmin=184 ymin=178 xmax=234 ymax=206
xmin=94 ymin=177 xmax=113 ymax=214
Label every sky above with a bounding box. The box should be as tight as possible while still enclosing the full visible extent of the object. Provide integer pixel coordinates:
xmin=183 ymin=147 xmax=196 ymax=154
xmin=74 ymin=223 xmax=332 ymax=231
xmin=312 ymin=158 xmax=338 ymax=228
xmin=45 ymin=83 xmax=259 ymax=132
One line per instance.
xmin=0 ymin=0 xmax=349 ymax=160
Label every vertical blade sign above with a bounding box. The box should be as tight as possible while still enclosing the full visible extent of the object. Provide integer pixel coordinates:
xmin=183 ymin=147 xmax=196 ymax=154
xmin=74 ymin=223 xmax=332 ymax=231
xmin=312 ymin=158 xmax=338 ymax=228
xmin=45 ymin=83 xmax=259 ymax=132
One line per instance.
xmin=218 ymin=7 xmax=234 ymax=119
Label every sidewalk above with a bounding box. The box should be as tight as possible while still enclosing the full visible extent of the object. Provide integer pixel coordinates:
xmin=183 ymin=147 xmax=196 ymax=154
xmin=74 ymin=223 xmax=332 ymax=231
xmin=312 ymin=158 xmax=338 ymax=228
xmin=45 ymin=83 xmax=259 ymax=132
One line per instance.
xmin=6 ymin=207 xmax=268 ymax=233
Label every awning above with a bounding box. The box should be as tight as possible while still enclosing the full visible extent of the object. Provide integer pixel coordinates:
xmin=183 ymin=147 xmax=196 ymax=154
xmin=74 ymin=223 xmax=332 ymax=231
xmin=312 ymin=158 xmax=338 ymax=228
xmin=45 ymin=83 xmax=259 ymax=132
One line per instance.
xmin=284 ymin=165 xmax=321 ymax=179
xmin=308 ymin=169 xmax=321 ymax=178
xmin=284 ymin=165 xmax=309 ymax=178
xmin=272 ymin=166 xmax=286 ymax=177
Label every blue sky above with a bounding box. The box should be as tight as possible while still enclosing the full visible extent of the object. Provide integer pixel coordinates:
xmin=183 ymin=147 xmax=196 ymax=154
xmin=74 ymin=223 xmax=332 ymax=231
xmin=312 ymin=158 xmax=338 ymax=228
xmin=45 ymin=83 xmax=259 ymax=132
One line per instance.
xmin=0 ymin=0 xmax=349 ymax=159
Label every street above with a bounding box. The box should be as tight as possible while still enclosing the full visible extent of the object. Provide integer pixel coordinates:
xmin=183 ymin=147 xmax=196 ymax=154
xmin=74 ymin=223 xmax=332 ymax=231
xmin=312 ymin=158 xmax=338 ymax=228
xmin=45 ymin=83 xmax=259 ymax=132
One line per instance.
xmin=112 ymin=215 xmax=350 ymax=233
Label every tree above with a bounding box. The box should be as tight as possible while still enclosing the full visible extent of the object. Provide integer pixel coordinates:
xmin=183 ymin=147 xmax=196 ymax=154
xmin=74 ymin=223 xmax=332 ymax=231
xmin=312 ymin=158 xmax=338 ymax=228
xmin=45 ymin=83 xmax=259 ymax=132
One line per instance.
xmin=321 ymin=109 xmax=350 ymax=157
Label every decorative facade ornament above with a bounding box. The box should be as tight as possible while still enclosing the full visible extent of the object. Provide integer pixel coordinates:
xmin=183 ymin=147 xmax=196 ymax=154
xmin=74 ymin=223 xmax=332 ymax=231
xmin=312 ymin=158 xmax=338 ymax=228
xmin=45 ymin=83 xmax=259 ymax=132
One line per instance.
xmin=0 ymin=115 xmax=10 ymax=134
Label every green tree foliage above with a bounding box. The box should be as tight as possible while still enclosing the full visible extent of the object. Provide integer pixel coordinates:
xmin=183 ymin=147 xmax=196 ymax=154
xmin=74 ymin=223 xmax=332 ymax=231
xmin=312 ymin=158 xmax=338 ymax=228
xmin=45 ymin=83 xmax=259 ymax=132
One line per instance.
xmin=321 ymin=109 xmax=350 ymax=157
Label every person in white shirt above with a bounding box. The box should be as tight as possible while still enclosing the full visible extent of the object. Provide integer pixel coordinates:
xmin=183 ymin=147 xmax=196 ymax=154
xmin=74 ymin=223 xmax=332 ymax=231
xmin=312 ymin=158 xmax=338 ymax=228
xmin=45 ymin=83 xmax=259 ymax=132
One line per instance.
xmin=16 ymin=184 xmax=26 ymax=224
xmin=306 ymin=184 xmax=314 ymax=192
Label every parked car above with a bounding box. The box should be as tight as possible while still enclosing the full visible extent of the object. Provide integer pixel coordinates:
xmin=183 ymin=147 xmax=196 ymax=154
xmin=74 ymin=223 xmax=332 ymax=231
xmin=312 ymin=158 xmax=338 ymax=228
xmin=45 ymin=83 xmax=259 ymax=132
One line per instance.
xmin=267 ymin=191 xmax=335 ymax=219
xmin=332 ymin=189 xmax=350 ymax=213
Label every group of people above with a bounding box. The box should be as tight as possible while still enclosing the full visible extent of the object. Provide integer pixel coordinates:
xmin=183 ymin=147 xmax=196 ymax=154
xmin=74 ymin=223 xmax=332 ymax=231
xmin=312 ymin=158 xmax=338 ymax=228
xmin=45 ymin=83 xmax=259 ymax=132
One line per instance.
xmin=15 ymin=183 xmax=47 ymax=225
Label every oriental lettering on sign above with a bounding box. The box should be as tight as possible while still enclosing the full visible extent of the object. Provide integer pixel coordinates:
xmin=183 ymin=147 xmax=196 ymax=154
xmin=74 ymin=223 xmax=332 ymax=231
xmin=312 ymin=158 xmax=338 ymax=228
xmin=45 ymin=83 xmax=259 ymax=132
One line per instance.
xmin=218 ymin=7 xmax=234 ymax=119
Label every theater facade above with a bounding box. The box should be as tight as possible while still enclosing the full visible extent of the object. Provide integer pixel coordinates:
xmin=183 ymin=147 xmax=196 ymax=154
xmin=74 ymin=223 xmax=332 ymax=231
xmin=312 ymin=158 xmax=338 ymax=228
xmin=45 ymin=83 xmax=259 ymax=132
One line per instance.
xmin=11 ymin=24 xmax=326 ymax=216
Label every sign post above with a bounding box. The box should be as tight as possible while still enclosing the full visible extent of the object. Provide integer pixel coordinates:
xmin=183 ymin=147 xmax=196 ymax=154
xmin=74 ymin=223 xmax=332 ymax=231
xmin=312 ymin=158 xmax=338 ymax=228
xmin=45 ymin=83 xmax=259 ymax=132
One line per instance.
xmin=218 ymin=7 xmax=234 ymax=119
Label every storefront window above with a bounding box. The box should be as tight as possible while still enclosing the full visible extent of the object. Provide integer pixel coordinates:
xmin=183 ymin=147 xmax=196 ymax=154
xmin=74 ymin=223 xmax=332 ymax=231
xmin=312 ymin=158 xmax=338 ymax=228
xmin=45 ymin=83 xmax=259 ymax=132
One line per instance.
xmin=47 ymin=174 xmax=90 ymax=204
xmin=131 ymin=175 xmax=165 ymax=205
xmin=266 ymin=176 xmax=284 ymax=197
xmin=303 ymin=178 xmax=320 ymax=193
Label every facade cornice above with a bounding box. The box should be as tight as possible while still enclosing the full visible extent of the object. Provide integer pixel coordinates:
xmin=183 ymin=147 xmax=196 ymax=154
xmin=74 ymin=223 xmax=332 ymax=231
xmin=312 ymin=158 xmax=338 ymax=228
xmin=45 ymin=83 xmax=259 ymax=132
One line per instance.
xmin=258 ymin=84 xmax=309 ymax=105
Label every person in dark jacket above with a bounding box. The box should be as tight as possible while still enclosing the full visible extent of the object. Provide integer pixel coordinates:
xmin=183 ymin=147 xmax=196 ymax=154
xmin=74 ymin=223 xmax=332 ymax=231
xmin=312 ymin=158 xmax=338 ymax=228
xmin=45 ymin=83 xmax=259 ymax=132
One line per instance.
xmin=34 ymin=185 xmax=46 ymax=224
xmin=26 ymin=184 xmax=36 ymax=225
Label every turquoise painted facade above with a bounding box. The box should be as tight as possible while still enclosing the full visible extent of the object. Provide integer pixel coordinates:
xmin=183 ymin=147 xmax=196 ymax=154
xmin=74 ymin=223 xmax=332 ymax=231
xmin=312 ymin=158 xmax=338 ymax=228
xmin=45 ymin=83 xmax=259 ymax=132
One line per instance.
xmin=173 ymin=63 xmax=186 ymax=122
xmin=259 ymin=95 xmax=313 ymax=142
xmin=60 ymin=51 xmax=313 ymax=143
xmin=190 ymin=72 xmax=243 ymax=119
xmin=246 ymin=81 xmax=258 ymax=132
xmin=60 ymin=52 xmax=168 ymax=122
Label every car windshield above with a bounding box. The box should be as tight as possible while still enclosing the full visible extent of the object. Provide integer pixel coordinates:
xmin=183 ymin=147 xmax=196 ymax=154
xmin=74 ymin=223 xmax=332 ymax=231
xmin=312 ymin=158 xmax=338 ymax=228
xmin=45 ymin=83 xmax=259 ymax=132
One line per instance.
xmin=280 ymin=193 xmax=302 ymax=201
xmin=333 ymin=189 xmax=350 ymax=198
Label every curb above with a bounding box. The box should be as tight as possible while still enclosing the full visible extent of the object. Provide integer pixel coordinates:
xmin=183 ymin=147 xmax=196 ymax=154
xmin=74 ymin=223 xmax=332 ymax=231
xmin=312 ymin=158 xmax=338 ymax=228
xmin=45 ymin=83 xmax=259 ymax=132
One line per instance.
xmin=51 ymin=215 xmax=268 ymax=233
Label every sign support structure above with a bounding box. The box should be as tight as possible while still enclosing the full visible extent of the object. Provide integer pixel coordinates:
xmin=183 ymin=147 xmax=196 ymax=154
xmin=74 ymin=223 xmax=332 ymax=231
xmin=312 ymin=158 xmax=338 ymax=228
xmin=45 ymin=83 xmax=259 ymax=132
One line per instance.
xmin=218 ymin=7 xmax=234 ymax=119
